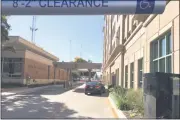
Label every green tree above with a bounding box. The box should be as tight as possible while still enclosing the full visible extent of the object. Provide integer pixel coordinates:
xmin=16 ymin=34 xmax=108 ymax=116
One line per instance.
xmin=1 ymin=15 xmax=10 ymax=43
xmin=74 ymin=57 xmax=87 ymax=63
xmin=1 ymin=16 xmax=15 ymax=52
xmin=88 ymin=59 xmax=92 ymax=63
xmin=72 ymin=71 xmax=80 ymax=78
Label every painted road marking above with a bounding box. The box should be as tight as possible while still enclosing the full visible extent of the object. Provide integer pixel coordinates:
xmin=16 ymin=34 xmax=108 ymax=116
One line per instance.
xmin=106 ymin=98 xmax=118 ymax=118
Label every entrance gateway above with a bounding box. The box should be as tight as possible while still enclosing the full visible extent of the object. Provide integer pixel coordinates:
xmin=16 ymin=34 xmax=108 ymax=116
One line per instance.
xmin=53 ymin=62 xmax=102 ymax=86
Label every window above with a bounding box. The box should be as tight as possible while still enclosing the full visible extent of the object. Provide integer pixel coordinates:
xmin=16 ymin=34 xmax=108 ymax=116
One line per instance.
xmin=138 ymin=58 xmax=143 ymax=88
xmin=116 ymin=68 xmax=119 ymax=86
xmin=125 ymin=65 xmax=128 ymax=88
xmin=3 ymin=62 xmax=10 ymax=73
xmin=151 ymin=32 xmax=172 ymax=73
xmin=166 ymin=33 xmax=172 ymax=54
xmin=153 ymin=41 xmax=158 ymax=59
xmin=159 ymin=37 xmax=166 ymax=57
xmin=130 ymin=62 xmax=134 ymax=88
xmin=2 ymin=58 xmax=23 ymax=78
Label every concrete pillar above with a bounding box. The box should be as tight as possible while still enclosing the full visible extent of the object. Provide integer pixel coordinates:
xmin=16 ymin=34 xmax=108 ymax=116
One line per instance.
xmin=69 ymin=69 xmax=72 ymax=81
xmin=65 ymin=69 xmax=69 ymax=88
xmin=69 ymin=69 xmax=72 ymax=87
xmin=54 ymin=67 xmax=56 ymax=85
xmin=88 ymin=69 xmax=91 ymax=81
xmin=120 ymin=53 xmax=124 ymax=87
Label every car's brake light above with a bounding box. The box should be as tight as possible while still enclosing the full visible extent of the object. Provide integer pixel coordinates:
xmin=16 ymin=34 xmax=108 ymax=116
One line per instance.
xmin=85 ymin=85 xmax=89 ymax=89
xmin=96 ymin=86 xmax=100 ymax=88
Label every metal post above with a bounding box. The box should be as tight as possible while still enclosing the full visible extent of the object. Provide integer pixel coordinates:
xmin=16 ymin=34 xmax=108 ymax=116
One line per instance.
xmin=70 ymin=40 xmax=72 ymax=62
xmin=80 ymin=44 xmax=82 ymax=58
xmin=69 ymin=69 xmax=72 ymax=87
xmin=30 ymin=16 xmax=38 ymax=44
xmin=65 ymin=69 xmax=68 ymax=88
xmin=88 ymin=69 xmax=91 ymax=81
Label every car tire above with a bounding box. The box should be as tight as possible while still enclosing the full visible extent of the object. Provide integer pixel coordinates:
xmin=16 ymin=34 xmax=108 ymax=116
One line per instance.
xmin=103 ymin=88 xmax=106 ymax=93
xmin=99 ymin=90 xmax=102 ymax=96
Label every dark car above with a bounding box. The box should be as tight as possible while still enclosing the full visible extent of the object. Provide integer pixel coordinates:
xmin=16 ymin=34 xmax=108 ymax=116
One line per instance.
xmin=84 ymin=81 xmax=105 ymax=95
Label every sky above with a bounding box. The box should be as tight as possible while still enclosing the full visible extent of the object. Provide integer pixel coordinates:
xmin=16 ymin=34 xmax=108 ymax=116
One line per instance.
xmin=8 ymin=16 xmax=104 ymax=63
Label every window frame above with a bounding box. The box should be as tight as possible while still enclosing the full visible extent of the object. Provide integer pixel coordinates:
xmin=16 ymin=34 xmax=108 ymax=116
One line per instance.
xmin=2 ymin=57 xmax=24 ymax=78
xmin=138 ymin=58 xmax=143 ymax=88
xmin=150 ymin=30 xmax=172 ymax=73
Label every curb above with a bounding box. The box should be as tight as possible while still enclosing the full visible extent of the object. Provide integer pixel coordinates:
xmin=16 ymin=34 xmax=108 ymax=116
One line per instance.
xmin=108 ymin=96 xmax=127 ymax=119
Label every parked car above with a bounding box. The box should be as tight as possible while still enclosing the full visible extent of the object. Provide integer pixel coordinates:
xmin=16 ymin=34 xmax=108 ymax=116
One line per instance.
xmin=84 ymin=81 xmax=105 ymax=95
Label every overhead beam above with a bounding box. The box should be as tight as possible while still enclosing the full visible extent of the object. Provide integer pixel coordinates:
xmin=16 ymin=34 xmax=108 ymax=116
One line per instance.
xmin=53 ymin=62 xmax=102 ymax=69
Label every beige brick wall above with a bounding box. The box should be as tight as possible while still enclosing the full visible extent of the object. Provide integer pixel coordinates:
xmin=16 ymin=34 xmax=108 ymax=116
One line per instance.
xmin=25 ymin=50 xmax=53 ymax=65
xmin=103 ymin=1 xmax=179 ymax=89
xmin=23 ymin=50 xmax=69 ymax=85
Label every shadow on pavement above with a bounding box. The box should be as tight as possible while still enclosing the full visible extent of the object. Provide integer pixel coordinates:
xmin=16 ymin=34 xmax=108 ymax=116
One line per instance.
xmin=28 ymin=83 xmax=84 ymax=95
xmin=1 ymin=84 xmax=91 ymax=119
xmin=89 ymin=92 xmax=109 ymax=98
xmin=73 ymin=88 xmax=109 ymax=98
xmin=1 ymin=93 xmax=92 ymax=119
xmin=73 ymin=88 xmax=85 ymax=93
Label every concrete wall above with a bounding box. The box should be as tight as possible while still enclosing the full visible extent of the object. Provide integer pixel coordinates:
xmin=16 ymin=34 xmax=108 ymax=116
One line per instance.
xmin=2 ymin=50 xmax=25 ymax=58
xmin=2 ymin=78 xmax=24 ymax=84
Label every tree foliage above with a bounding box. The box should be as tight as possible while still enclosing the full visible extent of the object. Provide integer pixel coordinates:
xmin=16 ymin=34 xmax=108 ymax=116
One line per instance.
xmin=74 ymin=57 xmax=87 ymax=63
xmin=1 ymin=15 xmax=10 ymax=43
xmin=1 ymin=16 xmax=15 ymax=52
xmin=72 ymin=71 xmax=80 ymax=78
xmin=88 ymin=59 xmax=92 ymax=63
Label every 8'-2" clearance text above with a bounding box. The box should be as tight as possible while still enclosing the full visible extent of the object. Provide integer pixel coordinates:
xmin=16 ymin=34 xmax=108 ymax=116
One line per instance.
xmin=12 ymin=0 xmax=109 ymax=8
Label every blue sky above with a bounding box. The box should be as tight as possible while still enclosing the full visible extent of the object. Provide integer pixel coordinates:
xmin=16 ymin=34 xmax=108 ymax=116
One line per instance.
xmin=8 ymin=16 xmax=104 ymax=63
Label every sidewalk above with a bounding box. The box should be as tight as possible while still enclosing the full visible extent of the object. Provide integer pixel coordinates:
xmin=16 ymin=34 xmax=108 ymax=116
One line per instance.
xmin=1 ymin=87 xmax=28 ymax=92
xmin=1 ymin=85 xmax=58 ymax=97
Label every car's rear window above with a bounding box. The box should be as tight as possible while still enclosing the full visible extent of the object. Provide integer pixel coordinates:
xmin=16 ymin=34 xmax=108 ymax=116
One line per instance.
xmin=86 ymin=81 xmax=99 ymax=85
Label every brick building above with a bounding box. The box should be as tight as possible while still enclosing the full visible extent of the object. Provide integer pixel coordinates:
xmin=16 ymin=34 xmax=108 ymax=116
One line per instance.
xmin=1 ymin=36 xmax=69 ymax=85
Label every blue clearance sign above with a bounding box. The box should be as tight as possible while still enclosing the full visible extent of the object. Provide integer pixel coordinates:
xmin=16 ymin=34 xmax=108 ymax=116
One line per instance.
xmin=2 ymin=0 xmax=166 ymax=15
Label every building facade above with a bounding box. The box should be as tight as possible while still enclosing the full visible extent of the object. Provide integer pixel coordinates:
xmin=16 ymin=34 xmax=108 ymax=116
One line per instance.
xmin=1 ymin=36 xmax=69 ymax=85
xmin=102 ymin=1 xmax=179 ymax=89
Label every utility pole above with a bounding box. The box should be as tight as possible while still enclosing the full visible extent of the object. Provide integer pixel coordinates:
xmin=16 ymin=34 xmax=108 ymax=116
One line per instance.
xmin=70 ymin=40 xmax=72 ymax=62
xmin=30 ymin=16 xmax=38 ymax=43
xmin=80 ymin=44 xmax=82 ymax=58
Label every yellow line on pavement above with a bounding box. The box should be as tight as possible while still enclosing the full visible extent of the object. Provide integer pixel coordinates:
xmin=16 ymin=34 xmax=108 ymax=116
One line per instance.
xmin=106 ymin=98 xmax=118 ymax=118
